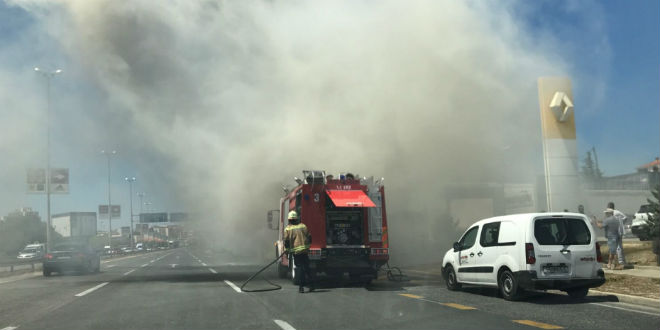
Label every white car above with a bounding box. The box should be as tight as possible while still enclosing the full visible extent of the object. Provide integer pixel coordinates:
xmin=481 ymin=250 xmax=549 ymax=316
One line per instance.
xmin=442 ymin=213 xmax=605 ymax=301
xmin=17 ymin=243 xmax=45 ymax=260
xmin=631 ymin=205 xmax=652 ymax=240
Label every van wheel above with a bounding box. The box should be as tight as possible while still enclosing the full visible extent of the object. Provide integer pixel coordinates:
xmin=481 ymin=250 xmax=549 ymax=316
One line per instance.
xmin=277 ymin=248 xmax=287 ymax=278
xmin=445 ymin=265 xmax=461 ymax=291
xmin=566 ymin=287 xmax=589 ymax=299
xmin=498 ymin=269 xmax=522 ymax=301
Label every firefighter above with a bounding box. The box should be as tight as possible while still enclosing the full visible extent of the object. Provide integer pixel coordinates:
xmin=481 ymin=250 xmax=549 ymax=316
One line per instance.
xmin=284 ymin=210 xmax=315 ymax=293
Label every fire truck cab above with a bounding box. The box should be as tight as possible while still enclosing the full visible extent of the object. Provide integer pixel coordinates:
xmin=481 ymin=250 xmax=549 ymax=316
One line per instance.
xmin=269 ymin=170 xmax=389 ymax=284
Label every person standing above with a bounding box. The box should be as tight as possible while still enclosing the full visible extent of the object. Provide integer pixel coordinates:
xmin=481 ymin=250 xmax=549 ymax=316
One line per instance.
xmin=283 ymin=210 xmax=315 ymax=293
xmin=596 ymin=208 xmax=621 ymax=270
xmin=608 ymin=202 xmax=627 ymax=267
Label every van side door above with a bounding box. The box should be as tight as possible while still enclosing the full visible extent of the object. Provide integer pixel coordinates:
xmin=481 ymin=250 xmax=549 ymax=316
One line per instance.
xmin=472 ymin=221 xmax=500 ymax=283
xmin=454 ymin=225 xmax=480 ymax=283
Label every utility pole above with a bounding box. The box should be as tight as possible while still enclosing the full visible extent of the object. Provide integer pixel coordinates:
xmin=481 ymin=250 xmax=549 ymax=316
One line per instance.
xmin=591 ymin=146 xmax=601 ymax=177
xmin=34 ymin=67 xmax=62 ymax=253
xmin=101 ymin=150 xmax=117 ymax=248
xmin=137 ymin=192 xmax=145 ymax=244
xmin=125 ymin=177 xmax=136 ymax=248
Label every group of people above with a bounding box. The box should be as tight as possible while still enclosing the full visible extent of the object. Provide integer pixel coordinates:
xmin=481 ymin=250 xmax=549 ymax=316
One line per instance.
xmin=591 ymin=202 xmax=628 ymax=270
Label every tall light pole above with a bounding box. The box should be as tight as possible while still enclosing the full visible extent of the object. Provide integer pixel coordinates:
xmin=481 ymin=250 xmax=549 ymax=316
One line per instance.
xmin=34 ymin=67 xmax=62 ymax=253
xmin=101 ymin=150 xmax=117 ymax=248
xmin=137 ymin=192 xmax=145 ymax=243
xmin=125 ymin=177 xmax=136 ymax=248
xmin=144 ymin=201 xmax=152 ymax=247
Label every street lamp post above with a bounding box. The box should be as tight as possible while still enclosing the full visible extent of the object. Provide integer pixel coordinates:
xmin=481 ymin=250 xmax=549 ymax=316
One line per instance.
xmin=125 ymin=177 xmax=136 ymax=248
xmin=137 ymin=192 xmax=145 ymax=244
xmin=101 ymin=150 xmax=117 ymax=248
xmin=144 ymin=201 xmax=152 ymax=248
xmin=34 ymin=67 xmax=62 ymax=253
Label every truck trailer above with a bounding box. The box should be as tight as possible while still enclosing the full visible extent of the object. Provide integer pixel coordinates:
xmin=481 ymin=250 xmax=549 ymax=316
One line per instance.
xmin=52 ymin=212 xmax=97 ymax=238
xmin=270 ymin=170 xmax=389 ymax=284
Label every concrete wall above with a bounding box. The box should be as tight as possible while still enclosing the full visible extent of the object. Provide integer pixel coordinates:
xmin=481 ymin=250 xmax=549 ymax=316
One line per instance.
xmin=582 ymin=189 xmax=652 ymax=218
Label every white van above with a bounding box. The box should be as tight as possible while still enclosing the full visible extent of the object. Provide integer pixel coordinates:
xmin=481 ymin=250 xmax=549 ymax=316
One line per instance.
xmin=441 ymin=213 xmax=605 ymax=300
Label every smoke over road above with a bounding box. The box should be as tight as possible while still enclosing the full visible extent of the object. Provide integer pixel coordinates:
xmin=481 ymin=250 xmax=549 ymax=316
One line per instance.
xmin=2 ymin=1 xmax=607 ymax=263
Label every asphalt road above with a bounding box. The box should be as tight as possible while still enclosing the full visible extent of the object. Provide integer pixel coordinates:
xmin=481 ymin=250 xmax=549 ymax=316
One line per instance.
xmin=0 ymin=248 xmax=658 ymax=330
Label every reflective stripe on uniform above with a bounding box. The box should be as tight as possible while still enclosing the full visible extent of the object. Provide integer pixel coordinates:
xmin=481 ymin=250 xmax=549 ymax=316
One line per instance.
xmin=287 ymin=245 xmax=310 ymax=254
xmin=285 ymin=224 xmax=307 ymax=231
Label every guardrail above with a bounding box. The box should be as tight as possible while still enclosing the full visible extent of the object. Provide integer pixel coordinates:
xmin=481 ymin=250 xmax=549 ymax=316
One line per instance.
xmin=0 ymin=260 xmax=43 ymax=274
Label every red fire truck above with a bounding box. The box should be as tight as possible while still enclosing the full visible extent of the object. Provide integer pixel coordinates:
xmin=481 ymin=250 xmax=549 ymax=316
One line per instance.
xmin=268 ymin=170 xmax=389 ymax=284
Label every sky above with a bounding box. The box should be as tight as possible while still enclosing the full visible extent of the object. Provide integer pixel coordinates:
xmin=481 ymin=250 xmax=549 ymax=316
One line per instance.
xmin=0 ymin=1 xmax=657 ymax=257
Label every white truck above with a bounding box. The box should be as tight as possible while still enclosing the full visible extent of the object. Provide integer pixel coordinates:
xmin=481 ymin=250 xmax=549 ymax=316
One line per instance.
xmin=52 ymin=212 xmax=97 ymax=238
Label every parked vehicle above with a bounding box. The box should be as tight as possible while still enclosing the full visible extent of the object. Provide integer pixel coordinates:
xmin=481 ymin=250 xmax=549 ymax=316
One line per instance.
xmin=631 ymin=204 xmax=652 ymax=240
xmin=442 ymin=213 xmax=605 ymax=301
xmin=17 ymin=243 xmax=45 ymax=260
xmin=43 ymin=242 xmax=101 ymax=276
xmin=270 ymin=170 xmax=389 ymax=284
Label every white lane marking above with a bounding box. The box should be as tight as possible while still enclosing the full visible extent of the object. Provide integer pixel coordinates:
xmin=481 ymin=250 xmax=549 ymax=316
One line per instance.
xmin=273 ymin=320 xmax=296 ymax=330
xmin=224 ymin=280 xmax=242 ymax=293
xmin=123 ymin=269 xmax=136 ymax=276
xmin=1 ymin=326 xmax=19 ymax=330
xmin=105 ymin=264 xmax=116 ymax=268
xmin=150 ymin=260 xmax=155 ymax=263
xmin=209 ymin=268 xmax=217 ymax=274
xmin=141 ymin=263 xmax=149 ymax=268
xmin=590 ymin=303 xmax=660 ymax=317
xmin=201 ymin=262 xmax=207 ymax=266
xmin=75 ymin=282 xmax=109 ymax=297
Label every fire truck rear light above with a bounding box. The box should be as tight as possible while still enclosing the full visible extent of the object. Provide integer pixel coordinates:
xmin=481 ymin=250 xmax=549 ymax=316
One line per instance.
xmin=525 ymin=243 xmax=536 ymax=264
xmin=371 ymin=248 xmax=389 ymax=256
xmin=595 ymin=242 xmax=603 ymax=263
xmin=309 ymin=248 xmax=322 ymax=260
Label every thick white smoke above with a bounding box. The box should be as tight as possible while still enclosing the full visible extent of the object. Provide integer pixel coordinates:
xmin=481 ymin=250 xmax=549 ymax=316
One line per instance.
xmin=3 ymin=0 xmax=608 ymax=263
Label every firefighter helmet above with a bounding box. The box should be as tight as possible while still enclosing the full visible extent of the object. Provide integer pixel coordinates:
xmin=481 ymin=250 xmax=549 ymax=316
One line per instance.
xmin=288 ymin=210 xmax=299 ymax=220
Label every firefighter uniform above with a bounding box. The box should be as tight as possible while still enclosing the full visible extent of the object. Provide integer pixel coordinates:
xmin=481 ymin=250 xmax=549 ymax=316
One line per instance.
xmin=284 ymin=211 xmax=314 ymax=293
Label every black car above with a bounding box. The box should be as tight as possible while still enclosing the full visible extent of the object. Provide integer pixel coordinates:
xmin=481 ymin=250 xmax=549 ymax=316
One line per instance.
xmin=43 ymin=242 xmax=101 ymax=276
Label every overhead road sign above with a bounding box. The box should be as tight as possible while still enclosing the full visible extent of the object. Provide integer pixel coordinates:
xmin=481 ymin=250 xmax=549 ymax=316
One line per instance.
xmin=27 ymin=168 xmax=69 ymax=193
xmin=140 ymin=212 xmax=168 ymax=223
xmin=99 ymin=205 xmax=121 ymax=218
xmin=27 ymin=168 xmax=46 ymax=193
xmin=50 ymin=168 xmax=69 ymax=193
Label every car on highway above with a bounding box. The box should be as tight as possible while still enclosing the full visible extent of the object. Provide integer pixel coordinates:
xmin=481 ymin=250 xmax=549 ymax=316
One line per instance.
xmin=442 ymin=213 xmax=605 ymax=301
xmin=43 ymin=242 xmax=101 ymax=276
xmin=17 ymin=243 xmax=45 ymax=260
xmin=631 ymin=204 xmax=652 ymax=240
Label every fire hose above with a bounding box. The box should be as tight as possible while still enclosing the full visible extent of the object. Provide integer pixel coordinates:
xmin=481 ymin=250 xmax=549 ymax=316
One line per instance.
xmin=240 ymin=252 xmax=407 ymax=292
xmin=382 ymin=262 xmax=406 ymax=282
xmin=239 ymin=251 xmax=286 ymax=292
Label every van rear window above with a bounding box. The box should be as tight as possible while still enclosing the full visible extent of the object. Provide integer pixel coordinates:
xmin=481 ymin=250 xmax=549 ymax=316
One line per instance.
xmin=534 ymin=218 xmax=591 ymax=245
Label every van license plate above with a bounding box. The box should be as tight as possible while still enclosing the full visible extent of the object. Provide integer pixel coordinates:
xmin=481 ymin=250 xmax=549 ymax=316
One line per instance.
xmin=543 ymin=265 xmax=568 ymax=274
